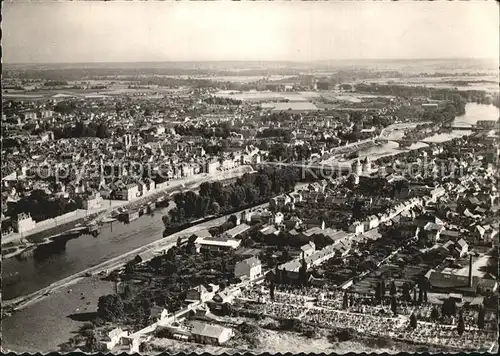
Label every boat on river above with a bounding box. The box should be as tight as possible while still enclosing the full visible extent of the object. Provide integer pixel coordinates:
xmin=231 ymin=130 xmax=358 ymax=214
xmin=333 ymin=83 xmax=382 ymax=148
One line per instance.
xmin=147 ymin=201 xmax=156 ymax=213
xmin=101 ymin=217 xmax=117 ymax=224
xmin=86 ymin=223 xmax=101 ymax=237
xmin=119 ymin=210 xmax=139 ymax=224
xmin=2 ymin=246 xmax=24 ymax=259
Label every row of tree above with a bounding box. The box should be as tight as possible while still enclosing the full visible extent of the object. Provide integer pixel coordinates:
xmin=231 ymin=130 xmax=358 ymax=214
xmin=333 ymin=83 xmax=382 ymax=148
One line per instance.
xmin=174 ymin=122 xmax=235 ymax=139
xmin=202 ymin=96 xmax=242 ymax=106
xmin=163 ymin=168 xmax=299 ymax=227
xmin=39 ymin=120 xmax=111 ymax=139
xmin=6 ymin=189 xmax=78 ymax=222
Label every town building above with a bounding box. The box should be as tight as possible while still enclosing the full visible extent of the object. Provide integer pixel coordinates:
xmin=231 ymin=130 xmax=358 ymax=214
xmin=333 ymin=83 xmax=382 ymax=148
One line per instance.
xmin=348 ymin=221 xmax=365 ymax=235
xmin=96 ymin=327 xmax=129 ymax=351
xmin=222 ymin=223 xmax=251 ymax=239
xmin=195 ymin=236 xmax=241 ymax=252
xmin=234 ymin=257 xmax=262 ymax=280
xmin=185 ymin=285 xmax=212 ymax=303
xmin=13 ymin=212 xmax=36 ymax=233
xmin=300 ymin=241 xmax=316 ymax=259
xmin=189 ymin=321 xmax=234 ymax=345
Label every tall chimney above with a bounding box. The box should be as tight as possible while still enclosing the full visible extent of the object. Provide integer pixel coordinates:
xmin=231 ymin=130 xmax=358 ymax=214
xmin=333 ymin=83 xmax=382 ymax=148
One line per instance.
xmin=468 ymin=255 xmax=473 ymax=288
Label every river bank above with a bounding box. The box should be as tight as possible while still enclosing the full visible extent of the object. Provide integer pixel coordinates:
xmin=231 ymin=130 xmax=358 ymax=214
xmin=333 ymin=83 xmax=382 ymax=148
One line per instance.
xmin=351 ymin=103 xmax=499 ymax=162
xmin=2 ymin=165 xmax=255 ymax=247
xmin=1 ymin=166 xmax=255 ymax=299
xmin=1 ymin=201 xmax=271 ymax=353
xmin=2 ymin=102 xmax=497 ymax=352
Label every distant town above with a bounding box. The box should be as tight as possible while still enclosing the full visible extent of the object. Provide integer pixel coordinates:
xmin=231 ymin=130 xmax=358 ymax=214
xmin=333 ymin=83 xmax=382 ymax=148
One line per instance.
xmin=2 ymin=59 xmax=499 ymax=354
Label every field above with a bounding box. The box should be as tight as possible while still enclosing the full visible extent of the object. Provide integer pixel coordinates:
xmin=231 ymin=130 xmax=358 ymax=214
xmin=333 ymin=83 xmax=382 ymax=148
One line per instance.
xmin=354 ymin=75 xmax=499 ymax=93
xmin=214 ymin=91 xmax=320 ymax=102
xmin=214 ymin=90 xmax=396 ymax=104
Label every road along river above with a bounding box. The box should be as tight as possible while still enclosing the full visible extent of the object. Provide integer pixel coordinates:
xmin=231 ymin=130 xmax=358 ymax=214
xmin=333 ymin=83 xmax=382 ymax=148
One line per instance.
xmin=2 ymin=166 xmax=254 ymax=300
xmin=3 ymin=202 xmax=270 ymax=312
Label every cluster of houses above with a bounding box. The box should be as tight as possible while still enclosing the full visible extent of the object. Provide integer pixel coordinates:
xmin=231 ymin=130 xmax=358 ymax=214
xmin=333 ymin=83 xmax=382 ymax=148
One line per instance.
xmin=95 ymin=256 xmax=265 ymax=352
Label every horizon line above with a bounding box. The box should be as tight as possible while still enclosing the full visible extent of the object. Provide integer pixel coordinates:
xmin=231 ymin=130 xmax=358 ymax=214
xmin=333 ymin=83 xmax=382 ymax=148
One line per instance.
xmin=4 ymin=57 xmax=499 ymax=66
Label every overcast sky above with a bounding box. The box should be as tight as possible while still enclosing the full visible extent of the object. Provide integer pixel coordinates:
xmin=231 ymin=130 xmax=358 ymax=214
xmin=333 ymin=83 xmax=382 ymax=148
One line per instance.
xmin=3 ymin=1 xmax=499 ymax=63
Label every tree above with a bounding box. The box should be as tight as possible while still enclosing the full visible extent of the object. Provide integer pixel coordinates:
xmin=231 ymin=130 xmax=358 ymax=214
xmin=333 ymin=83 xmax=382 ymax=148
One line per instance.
xmin=210 ymin=201 xmax=221 ymax=215
xmin=228 ymin=215 xmax=238 ymax=226
xmin=390 ymin=281 xmax=397 ymax=296
xmin=150 ymin=256 xmax=162 ymax=271
xmin=125 ymin=261 xmax=135 ymax=274
xmin=413 ymin=288 xmax=417 ymax=305
xmin=402 ymin=282 xmax=412 ymax=302
xmin=134 ymin=255 xmax=143 ymax=264
xmin=84 ymin=329 xmax=100 ymax=352
xmin=457 ymin=311 xmax=465 ymax=335
xmin=442 ymin=298 xmax=457 ymax=317
xmin=166 ymin=247 xmax=177 ymax=261
xmin=478 ymin=304 xmax=485 ymax=329
xmin=274 ymin=265 xmax=281 ymax=285
xmin=97 ymin=294 xmax=124 ymax=321
xmin=349 ymin=294 xmax=355 ymax=307
xmin=270 ymin=280 xmax=275 ymax=301
xmin=96 ymin=122 xmax=110 ymax=138
xmin=380 ymin=277 xmax=386 ymax=296
xmin=409 ymin=312 xmax=417 ymax=329
xmin=139 ymin=342 xmax=152 ymax=354
xmin=222 ymin=302 xmax=233 ymax=315
xmin=342 ymin=293 xmax=349 ymax=310
xmin=186 ymin=234 xmax=197 ymax=254
xmin=281 ymin=247 xmax=290 ymax=263
xmin=375 ymin=281 xmax=383 ymax=305
xmin=199 ymin=182 xmax=211 ymax=197
xmin=390 ymin=296 xmax=398 ymax=316
xmin=422 ymin=278 xmax=428 ymax=303
xmin=431 ymin=306 xmax=440 ymax=322
xmin=299 ymin=257 xmax=308 ymax=286
xmin=176 ymin=236 xmax=182 ymax=247
xmin=162 ymin=214 xmax=171 ymax=227
xmin=258 ymin=140 xmax=269 ymax=151
xmin=122 ymin=284 xmax=133 ymax=300
xmin=352 ymin=200 xmax=363 ymax=220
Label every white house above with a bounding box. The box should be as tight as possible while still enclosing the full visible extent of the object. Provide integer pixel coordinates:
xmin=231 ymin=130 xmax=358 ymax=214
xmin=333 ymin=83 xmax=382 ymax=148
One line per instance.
xmin=117 ymin=184 xmax=139 ymax=201
xmin=97 ymin=327 xmax=129 ymax=351
xmin=430 ymin=187 xmax=446 ymax=202
xmin=205 ymin=160 xmax=219 ymax=175
xmin=300 ymin=241 xmax=316 ymax=259
xmin=186 ymin=285 xmax=214 ymax=303
xmin=195 ymin=236 xmax=241 ymax=252
xmin=13 ymin=212 xmax=36 ymax=233
xmin=190 ymin=321 xmax=234 ymax=345
xmin=234 ymin=257 xmax=262 ymax=280
xmin=223 ymin=223 xmax=251 ymax=239
xmin=364 ymin=214 xmax=380 ymax=231
xmin=272 ymin=212 xmax=284 ymax=225
xmin=270 ymin=194 xmax=292 ymax=210
xmin=454 ymin=238 xmax=469 ymax=258
xmin=150 ymin=306 xmax=170 ymax=322
xmin=348 ymin=221 xmax=365 ymax=235
xmin=83 ymin=192 xmax=102 ymax=210
xmin=290 ymin=192 xmax=303 ymax=204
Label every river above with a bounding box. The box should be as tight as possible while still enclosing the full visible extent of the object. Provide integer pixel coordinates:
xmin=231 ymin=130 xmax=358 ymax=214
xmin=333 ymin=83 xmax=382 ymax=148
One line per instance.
xmin=2 ymin=104 xmax=498 ymax=301
xmin=2 ymin=204 xmax=175 ymax=300
xmin=357 ymin=103 xmax=499 ymax=158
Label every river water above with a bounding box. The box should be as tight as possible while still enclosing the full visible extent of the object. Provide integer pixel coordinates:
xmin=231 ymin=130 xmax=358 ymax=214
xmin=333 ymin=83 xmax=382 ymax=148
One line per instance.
xmin=357 ymin=103 xmax=499 ymax=158
xmin=2 ymin=104 xmax=499 ymax=301
xmin=2 ymin=205 xmax=174 ymax=300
